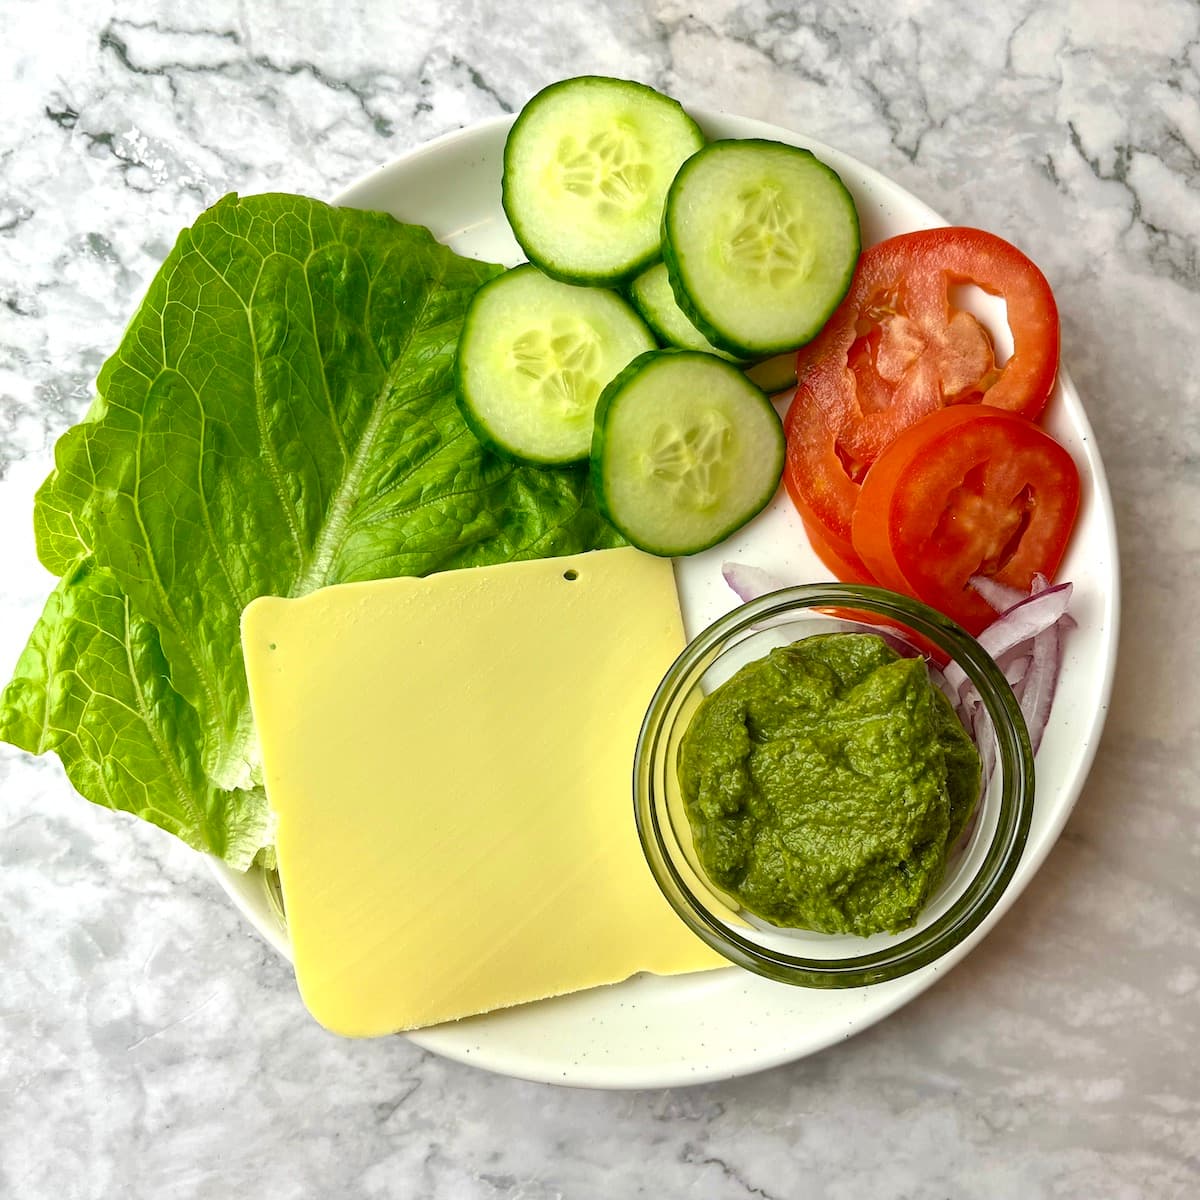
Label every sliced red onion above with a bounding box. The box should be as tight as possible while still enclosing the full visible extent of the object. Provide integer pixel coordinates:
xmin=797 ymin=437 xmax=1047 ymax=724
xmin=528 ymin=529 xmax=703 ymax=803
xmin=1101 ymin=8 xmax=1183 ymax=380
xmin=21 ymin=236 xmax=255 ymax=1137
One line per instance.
xmin=957 ymin=581 xmax=1075 ymax=756
xmin=1020 ymin=619 xmax=1067 ymax=753
xmin=977 ymin=582 xmax=1072 ymax=657
xmin=968 ymin=574 xmax=1028 ymax=613
xmin=1002 ymin=653 xmax=1032 ymax=693
xmin=721 ymin=561 xmax=787 ymax=605
xmin=969 ymin=700 xmax=998 ymax=792
xmin=942 ymin=661 xmax=967 ymax=701
xmin=969 ymin=572 xmax=1052 ymax=612
xmin=944 ymin=580 xmax=1073 ymax=699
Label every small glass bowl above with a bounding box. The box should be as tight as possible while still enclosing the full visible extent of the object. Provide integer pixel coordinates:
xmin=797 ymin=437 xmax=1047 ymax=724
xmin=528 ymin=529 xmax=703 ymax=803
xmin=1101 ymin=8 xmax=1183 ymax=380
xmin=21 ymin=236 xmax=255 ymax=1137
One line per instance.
xmin=634 ymin=583 xmax=1035 ymax=989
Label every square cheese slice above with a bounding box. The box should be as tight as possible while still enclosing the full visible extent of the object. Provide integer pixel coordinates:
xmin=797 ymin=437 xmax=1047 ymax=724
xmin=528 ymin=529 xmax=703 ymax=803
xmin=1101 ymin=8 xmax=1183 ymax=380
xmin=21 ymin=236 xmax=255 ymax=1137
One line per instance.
xmin=241 ymin=547 xmax=723 ymax=1035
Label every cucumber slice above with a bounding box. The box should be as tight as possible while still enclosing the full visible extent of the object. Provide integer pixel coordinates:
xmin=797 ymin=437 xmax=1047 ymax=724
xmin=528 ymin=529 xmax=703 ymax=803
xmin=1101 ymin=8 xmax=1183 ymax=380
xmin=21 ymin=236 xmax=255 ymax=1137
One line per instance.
xmin=591 ymin=350 xmax=784 ymax=556
xmin=456 ymin=265 xmax=656 ymax=465
xmin=502 ymin=76 xmax=705 ymax=286
xmin=663 ymin=139 xmax=860 ymax=357
xmin=628 ymin=262 xmax=743 ymax=362
xmin=745 ymin=352 xmax=798 ymax=394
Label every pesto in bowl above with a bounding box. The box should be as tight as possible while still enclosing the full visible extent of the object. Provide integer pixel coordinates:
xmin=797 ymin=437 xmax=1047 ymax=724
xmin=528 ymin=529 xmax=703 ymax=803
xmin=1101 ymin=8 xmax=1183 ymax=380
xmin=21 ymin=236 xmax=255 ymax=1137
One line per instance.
xmin=677 ymin=632 xmax=981 ymax=937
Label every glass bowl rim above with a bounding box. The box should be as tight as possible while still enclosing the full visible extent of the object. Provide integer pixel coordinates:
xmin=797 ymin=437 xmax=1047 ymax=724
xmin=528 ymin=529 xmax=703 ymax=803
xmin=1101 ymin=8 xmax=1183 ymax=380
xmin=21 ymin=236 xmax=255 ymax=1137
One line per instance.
xmin=633 ymin=582 xmax=1036 ymax=989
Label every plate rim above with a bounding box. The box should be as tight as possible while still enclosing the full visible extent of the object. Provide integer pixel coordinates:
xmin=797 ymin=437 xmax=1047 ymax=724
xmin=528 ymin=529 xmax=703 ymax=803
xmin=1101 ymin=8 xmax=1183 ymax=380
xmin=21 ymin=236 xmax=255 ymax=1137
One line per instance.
xmin=206 ymin=107 xmax=1121 ymax=1088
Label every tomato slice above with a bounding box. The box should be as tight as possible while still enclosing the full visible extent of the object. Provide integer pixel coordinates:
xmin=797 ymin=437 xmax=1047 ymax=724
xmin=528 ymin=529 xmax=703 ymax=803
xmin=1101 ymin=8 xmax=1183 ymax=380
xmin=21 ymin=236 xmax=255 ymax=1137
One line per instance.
xmin=794 ymin=227 xmax=1060 ymax=466
xmin=783 ymin=378 xmax=863 ymax=549
xmin=784 ymin=226 xmax=1061 ymax=590
xmin=851 ymin=405 xmax=1080 ymax=634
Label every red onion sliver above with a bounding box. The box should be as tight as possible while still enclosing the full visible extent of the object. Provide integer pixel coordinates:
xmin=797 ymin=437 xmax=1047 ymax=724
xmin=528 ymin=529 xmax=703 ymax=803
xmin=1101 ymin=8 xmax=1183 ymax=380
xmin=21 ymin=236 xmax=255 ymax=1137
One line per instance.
xmin=945 ymin=580 xmax=1074 ymax=699
xmin=999 ymin=651 xmax=1033 ymax=693
xmin=1020 ymin=620 xmax=1064 ymax=753
xmin=968 ymin=574 xmax=1028 ymax=613
xmin=976 ymin=581 xmax=1073 ymax=659
xmin=970 ymin=700 xmax=998 ymax=788
xmin=721 ymin=561 xmax=787 ymax=605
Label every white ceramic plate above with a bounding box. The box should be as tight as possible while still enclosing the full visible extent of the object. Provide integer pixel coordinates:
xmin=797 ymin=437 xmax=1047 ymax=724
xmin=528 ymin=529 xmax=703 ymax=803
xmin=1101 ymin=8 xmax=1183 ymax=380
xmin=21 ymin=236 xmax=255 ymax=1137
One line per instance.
xmin=209 ymin=109 xmax=1120 ymax=1088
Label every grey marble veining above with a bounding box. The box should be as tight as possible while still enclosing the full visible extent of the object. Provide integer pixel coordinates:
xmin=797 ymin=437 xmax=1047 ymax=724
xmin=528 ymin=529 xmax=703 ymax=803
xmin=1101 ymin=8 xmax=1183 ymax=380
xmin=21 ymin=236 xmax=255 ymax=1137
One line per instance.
xmin=2 ymin=0 xmax=1198 ymax=1196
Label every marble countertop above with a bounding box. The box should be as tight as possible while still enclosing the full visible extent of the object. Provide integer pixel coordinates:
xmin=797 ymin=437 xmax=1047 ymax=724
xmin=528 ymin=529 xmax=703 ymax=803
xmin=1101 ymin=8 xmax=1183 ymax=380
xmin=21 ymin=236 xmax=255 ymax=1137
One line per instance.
xmin=2 ymin=0 xmax=1198 ymax=1195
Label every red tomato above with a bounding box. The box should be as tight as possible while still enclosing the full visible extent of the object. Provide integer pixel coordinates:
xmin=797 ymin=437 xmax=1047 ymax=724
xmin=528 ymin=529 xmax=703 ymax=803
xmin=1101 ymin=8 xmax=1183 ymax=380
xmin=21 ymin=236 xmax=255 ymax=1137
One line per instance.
xmin=795 ymin=227 xmax=1060 ymax=467
xmin=783 ymin=384 xmax=864 ymax=559
xmin=785 ymin=226 xmax=1061 ymax=584
xmin=851 ymin=405 xmax=1080 ymax=634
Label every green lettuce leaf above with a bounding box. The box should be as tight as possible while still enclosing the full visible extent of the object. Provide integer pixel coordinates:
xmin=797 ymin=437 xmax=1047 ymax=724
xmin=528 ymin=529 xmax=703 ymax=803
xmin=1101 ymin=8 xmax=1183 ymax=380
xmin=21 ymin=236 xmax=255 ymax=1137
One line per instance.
xmin=1 ymin=559 xmax=269 ymax=864
xmin=1 ymin=193 xmax=621 ymax=867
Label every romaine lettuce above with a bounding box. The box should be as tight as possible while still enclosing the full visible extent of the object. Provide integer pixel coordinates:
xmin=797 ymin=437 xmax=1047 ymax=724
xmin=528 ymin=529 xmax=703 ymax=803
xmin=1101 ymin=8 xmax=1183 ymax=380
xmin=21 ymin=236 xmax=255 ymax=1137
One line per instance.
xmin=0 ymin=193 xmax=622 ymax=867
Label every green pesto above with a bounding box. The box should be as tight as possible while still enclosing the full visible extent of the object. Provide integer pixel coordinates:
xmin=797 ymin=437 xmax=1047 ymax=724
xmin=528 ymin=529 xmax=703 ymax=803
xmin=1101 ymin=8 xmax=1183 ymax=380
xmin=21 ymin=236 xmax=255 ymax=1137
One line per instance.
xmin=677 ymin=633 xmax=981 ymax=937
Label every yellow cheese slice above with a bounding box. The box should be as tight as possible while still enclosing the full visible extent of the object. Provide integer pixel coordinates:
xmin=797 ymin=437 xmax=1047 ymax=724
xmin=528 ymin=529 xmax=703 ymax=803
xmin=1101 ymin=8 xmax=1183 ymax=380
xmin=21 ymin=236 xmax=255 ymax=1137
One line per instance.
xmin=241 ymin=547 xmax=724 ymax=1036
